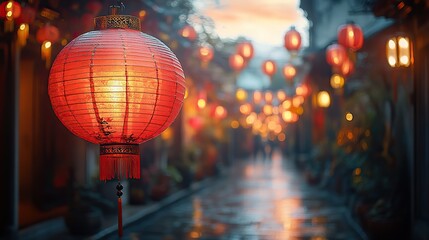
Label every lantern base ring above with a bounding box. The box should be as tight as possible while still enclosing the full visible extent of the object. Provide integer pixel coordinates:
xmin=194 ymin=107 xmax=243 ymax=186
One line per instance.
xmin=99 ymin=144 xmax=140 ymax=180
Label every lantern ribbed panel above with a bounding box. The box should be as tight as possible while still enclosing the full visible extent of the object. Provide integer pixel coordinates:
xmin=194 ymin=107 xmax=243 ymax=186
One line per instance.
xmin=338 ymin=24 xmax=363 ymax=51
xmin=49 ymin=29 xmax=185 ymax=146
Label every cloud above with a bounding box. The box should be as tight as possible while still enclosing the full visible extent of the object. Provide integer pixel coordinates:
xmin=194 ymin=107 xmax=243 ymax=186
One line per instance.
xmin=198 ymin=0 xmax=308 ymax=46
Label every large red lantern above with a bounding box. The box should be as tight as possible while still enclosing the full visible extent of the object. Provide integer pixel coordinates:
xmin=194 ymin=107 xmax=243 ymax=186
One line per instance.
xmin=262 ymin=60 xmax=277 ymax=78
xmin=338 ymin=22 xmax=364 ymax=51
xmin=48 ymin=8 xmax=185 ymax=236
xmin=282 ymin=64 xmax=296 ymax=82
xmin=229 ymin=53 xmax=245 ymax=72
xmin=284 ymin=26 xmax=302 ymax=53
xmin=0 ymin=0 xmax=21 ymax=32
xmin=326 ymin=43 xmax=347 ymax=67
xmin=237 ymin=41 xmax=254 ymax=60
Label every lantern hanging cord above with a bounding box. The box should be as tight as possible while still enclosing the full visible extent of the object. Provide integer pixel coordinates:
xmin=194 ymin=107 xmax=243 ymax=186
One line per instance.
xmin=109 ymin=0 xmax=125 ymax=15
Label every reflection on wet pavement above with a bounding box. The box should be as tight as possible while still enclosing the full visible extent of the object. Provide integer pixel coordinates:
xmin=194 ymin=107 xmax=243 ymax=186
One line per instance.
xmin=109 ymin=152 xmax=362 ymax=240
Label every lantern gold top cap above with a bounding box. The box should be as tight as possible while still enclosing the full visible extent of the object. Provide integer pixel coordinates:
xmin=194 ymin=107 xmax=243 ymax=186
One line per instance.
xmin=94 ymin=3 xmax=141 ymax=31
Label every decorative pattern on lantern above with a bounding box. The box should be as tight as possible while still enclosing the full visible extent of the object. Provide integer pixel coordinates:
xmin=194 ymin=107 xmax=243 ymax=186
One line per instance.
xmin=262 ymin=60 xmax=277 ymax=79
xmin=337 ymin=22 xmax=363 ymax=51
xmin=282 ymin=64 xmax=296 ymax=83
xmin=0 ymin=0 xmax=21 ymax=32
xmin=237 ymin=41 xmax=254 ymax=61
xmin=37 ymin=24 xmax=60 ymax=68
xmin=386 ymin=35 xmax=412 ymax=68
xmin=229 ymin=53 xmax=245 ymax=72
xmin=326 ymin=44 xmax=347 ymax=68
xmin=179 ymin=25 xmax=197 ymax=41
xmin=48 ymin=13 xmax=185 ymax=181
xmin=284 ymin=26 xmax=302 ymax=54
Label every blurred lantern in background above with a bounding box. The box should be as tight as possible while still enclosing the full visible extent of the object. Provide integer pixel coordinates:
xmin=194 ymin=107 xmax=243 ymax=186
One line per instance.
xmin=253 ymin=91 xmax=262 ymax=104
xmin=330 ymin=74 xmax=345 ymax=89
xmin=161 ymin=127 xmax=173 ymax=142
xmin=198 ymin=45 xmax=214 ymax=64
xmin=295 ymin=84 xmax=309 ymax=97
xmin=317 ymin=91 xmax=331 ymax=108
xmin=37 ymin=24 xmax=60 ymax=68
xmin=277 ymin=90 xmax=286 ymax=102
xmin=0 ymin=0 xmax=21 ymax=32
xmin=197 ymin=91 xmax=207 ymax=110
xmin=16 ymin=5 xmax=35 ymax=46
xmin=229 ymin=53 xmax=245 ymax=72
xmin=337 ymin=22 xmax=364 ymax=51
xmin=386 ymin=35 xmax=412 ymax=68
xmin=237 ymin=41 xmax=254 ymax=61
xmin=213 ymin=105 xmax=227 ymax=120
xmin=284 ymin=26 xmax=302 ymax=55
xmin=48 ymin=7 xmax=185 ymax=236
xmin=235 ymin=88 xmax=248 ymax=102
xmin=239 ymin=103 xmax=252 ymax=115
xmin=265 ymin=91 xmax=273 ymax=104
xmin=179 ymin=25 xmax=197 ymax=41
xmin=17 ymin=23 xmax=28 ymax=46
xmin=326 ymin=43 xmax=347 ymax=68
xmin=85 ymin=0 xmax=103 ymax=15
xmin=189 ymin=116 xmax=203 ymax=131
xmin=282 ymin=64 xmax=296 ymax=83
xmin=262 ymin=60 xmax=277 ymax=79
xmin=339 ymin=56 xmax=354 ymax=77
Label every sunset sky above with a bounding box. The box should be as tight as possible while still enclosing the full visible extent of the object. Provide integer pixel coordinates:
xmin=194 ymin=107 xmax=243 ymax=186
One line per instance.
xmin=194 ymin=0 xmax=309 ymax=47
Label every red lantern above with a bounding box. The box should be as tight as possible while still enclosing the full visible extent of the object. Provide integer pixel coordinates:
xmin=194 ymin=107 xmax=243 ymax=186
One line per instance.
xmin=36 ymin=24 xmax=60 ymax=43
xmin=188 ymin=116 xmax=203 ymax=130
xmin=86 ymin=0 xmax=103 ymax=15
xmin=262 ymin=60 xmax=276 ymax=77
xmin=229 ymin=53 xmax=245 ymax=72
xmin=212 ymin=105 xmax=227 ymax=120
xmin=16 ymin=5 xmax=35 ymax=25
xmin=179 ymin=25 xmax=197 ymax=41
xmin=282 ymin=64 xmax=296 ymax=82
xmin=326 ymin=44 xmax=347 ymax=67
xmin=284 ymin=26 xmax=302 ymax=52
xmin=48 ymin=14 xmax=185 ymax=181
xmin=338 ymin=22 xmax=364 ymax=51
xmin=0 ymin=0 xmax=21 ymax=32
xmin=237 ymin=41 xmax=254 ymax=60
xmin=198 ymin=45 xmax=214 ymax=63
xmin=339 ymin=56 xmax=354 ymax=77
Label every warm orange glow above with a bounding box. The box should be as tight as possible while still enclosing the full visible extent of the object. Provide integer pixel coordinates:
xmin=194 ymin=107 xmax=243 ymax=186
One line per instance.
xmin=138 ymin=10 xmax=146 ymax=19
xmin=263 ymin=105 xmax=273 ymax=115
xmin=330 ymin=74 xmax=345 ymax=89
xmin=237 ymin=41 xmax=254 ymax=60
xmin=262 ymin=60 xmax=277 ymax=77
xmin=292 ymin=95 xmax=304 ymax=107
xmin=236 ymin=88 xmax=248 ymax=101
xmin=214 ymin=105 xmax=227 ymax=119
xmin=265 ymin=91 xmax=273 ymax=103
xmin=277 ymin=90 xmax=286 ymax=102
xmin=340 ymin=57 xmax=354 ymax=77
xmin=198 ymin=45 xmax=214 ymax=63
xmin=231 ymin=120 xmax=240 ymax=129
xmin=282 ymin=64 xmax=296 ymax=81
xmin=180 ymin=25 xmax=197 ymax=41
xmin=326 ymin=44 xmax=347 ymax=67
xmin=338 ymin=22 xmax=364 ymax=51
xmin=161 ymin=127 xmax=173 ymax=141
xmin=197 ymin=98 xmax=206 ymax=109
xmin=253 ymin=91 xmax=262 ymax=104
xmin=345 ymin=112 xmax=353 ymax=121
xmin=284 ymin=26 xmax=302 ymax=52
xmin=282 ymin=111 xmax=293 ymax=122
xmin=386 ymin=35 xmax=412 ymax=68
xmin=278 ymin=132 xmax=286 ymax=141
xmin=282 ymin=99 xmax=291 ymax=110
xmin=295 ymin=84 xmax=309 ymax=96
xmin=317 ymin=91 xmax=331 ymax=108
xmin=17 ymin=23 xmax=29 ymax=46
xmin=229 ymin=53 xmax=245 ymax=71
xmin=239 ymin=103 xmax=252 ymax=115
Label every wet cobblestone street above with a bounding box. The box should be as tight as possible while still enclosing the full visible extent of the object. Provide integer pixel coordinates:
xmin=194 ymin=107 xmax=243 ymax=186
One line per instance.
xmin=108 ymin=153 xmax=363 ymax=240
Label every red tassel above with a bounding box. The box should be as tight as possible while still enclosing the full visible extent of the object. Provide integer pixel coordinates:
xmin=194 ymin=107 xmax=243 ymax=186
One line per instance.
xmin=99 ymin=144 xmax=140 ymax=180
xmin=118 ymin=197 xmax=123 ymax=237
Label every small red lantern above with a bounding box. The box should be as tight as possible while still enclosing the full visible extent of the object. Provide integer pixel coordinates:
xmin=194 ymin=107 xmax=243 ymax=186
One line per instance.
xmin=338 ymin=22 xmax=364 ymax=51
xmin=237 ymin=41 xmax=254 ymax=60
xmin=212 ymin=105 xmax=227 ymax=120
xmin=15 ymin=5 xmax=35 ymax=25
xmin=0 ymin=0 xmax=21 ymax=32
xmin=179 ymin=25 xmax=197 ymax=41
xmin=284 ymin=26 xmax=302 ymax=53
xmin=86 ymin=0 xmax=103 ymax=15
xmin=37 ymin=24 xmax=60 ymax=68
xmin=282 ymin=64 xmax=296 ymax=82
xmin=339 ymin=56 xmax=354 ymax=77
xmin=262 ymin=60 xmax=277 ymax=78
xmin=198 ymin=45 xmax=214 ymax=63
xmin=326 ymin=44 xmax=347 ymax=68
xmin=229 ymin=53 xmax=245 ymax=72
